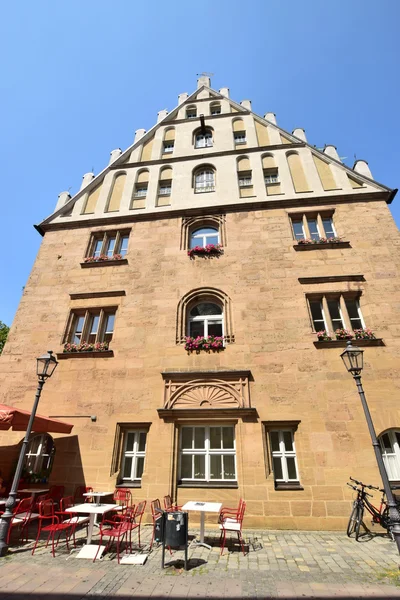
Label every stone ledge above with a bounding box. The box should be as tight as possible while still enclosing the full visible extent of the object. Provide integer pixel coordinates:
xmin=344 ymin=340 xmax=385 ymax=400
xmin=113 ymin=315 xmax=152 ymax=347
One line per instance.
xmin=80 ymin=259 xmax=128 ymax=268
xmin=178 ymin=481 xmax=238 ymax=489
xmin=313 ymin=339 xmax=384 ymax=349
xmin=274 ymin=482 xmax=304 ymax=491
xmin=57 ymin=351 xmax=114 ymax=359
xmin=293 ymin=242 xmax=351 ymax=251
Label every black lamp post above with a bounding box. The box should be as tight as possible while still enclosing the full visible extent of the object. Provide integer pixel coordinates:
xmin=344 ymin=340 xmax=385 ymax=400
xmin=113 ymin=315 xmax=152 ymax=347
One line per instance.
xmin=340 ymin=340 xmax=400 ymax=554
xmin=0 ymin=350 xmax=58 ymax=556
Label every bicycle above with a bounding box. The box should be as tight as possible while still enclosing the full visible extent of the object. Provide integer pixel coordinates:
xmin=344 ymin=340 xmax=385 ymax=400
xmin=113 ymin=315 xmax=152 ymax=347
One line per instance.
xmin=347 ymin=476 xmax=392 ymax=541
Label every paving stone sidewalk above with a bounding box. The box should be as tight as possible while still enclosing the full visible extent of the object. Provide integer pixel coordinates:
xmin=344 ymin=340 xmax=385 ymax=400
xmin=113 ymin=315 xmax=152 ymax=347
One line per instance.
xmin=1 ymin=526 xmax=400 ymax=598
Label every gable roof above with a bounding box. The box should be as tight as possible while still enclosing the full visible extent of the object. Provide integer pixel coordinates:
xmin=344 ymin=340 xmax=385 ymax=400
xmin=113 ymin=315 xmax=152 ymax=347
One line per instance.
xmin=37 ymin=84 xmax=395 ymax=229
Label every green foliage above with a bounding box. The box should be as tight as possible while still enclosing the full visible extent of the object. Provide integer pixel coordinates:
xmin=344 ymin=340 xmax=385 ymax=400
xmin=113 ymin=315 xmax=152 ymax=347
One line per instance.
xmin=0 ymin=321 xmax=10 ymax=354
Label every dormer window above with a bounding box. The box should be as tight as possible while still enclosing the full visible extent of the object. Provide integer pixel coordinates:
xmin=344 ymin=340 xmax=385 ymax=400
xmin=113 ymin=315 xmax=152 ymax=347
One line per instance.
xmin=186 ymin=106 xmax=197 ymax=119
xmin=210 ymin=102 xmax=221 ymax=115
xmin=195 ymin=130 xmax=213 ymax=149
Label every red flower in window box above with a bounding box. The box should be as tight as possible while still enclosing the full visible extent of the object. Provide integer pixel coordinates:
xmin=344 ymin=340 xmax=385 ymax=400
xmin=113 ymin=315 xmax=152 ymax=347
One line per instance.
xmin=316 ymin=330 xmax=332 ymax=341
xmin=335 ymin=329 xmax=354 ymax=340
xmin=187 ymin=244 xmax=223 ymax=258
xmin=63 ymin=341 xmax=110 ymax=353
xmin=298 ymin=237 xmax=342 ymax=245
xmin=84 ymin=254 xmax=123 ymax=263
xmin=184 ymin=336 xmax=224 ymax=352
xmin=353 ymin=328 xmax=376 ymax=340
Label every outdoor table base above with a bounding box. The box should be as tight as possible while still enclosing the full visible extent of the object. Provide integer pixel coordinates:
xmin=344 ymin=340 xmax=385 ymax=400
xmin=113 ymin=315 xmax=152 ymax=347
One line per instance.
xmin=65 ymin=502 xmax=122 ymax=559
xmin=181 ymin=501 xmax=222 ymax=550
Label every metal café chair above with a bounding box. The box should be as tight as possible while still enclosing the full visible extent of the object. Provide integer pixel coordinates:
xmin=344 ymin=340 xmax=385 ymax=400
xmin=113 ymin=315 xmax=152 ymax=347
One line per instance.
xmin=219 ymin=500 xmax=247 ymax=555
xmin=4 ymin=497 xmax=36 ymax=544
xmin=93 ymin=512 xmax=132 ymax=564
xmin=56 ymin=496 xmax=90 ymax=546
xmin=32 ymin=498 xmax=75 ymax=557
xmin=73 ymin=485 xmax=93 ymax=504
xmin=163 ymin=494 xmax=182 ymax=512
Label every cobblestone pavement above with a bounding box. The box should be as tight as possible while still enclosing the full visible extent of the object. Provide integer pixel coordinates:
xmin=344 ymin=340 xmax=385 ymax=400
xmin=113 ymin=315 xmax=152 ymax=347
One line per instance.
xmin=1 ymin=525 xmax=400 ymax=598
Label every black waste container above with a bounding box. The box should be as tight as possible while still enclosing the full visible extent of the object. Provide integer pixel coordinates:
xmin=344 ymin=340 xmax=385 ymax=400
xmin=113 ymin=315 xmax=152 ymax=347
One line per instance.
xmin=165 ymin=510 xmax=188 ymax=547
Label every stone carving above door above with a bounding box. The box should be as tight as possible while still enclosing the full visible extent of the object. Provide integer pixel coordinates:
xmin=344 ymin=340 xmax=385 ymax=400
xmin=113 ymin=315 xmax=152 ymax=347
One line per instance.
xmin=161 ymin=371 xmax=251 ymax=410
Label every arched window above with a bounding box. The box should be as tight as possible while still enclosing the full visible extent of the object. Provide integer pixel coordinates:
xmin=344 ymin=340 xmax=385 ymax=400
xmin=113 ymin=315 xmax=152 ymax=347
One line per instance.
xmin=24 ymin=433 xmax=55 ymax=481
xmin=157 ymin=166 xmax=173 ymax=207
xmin=163 ymin=127 xmax=175 ymax=155
xmin=176 ymin=287 xmax=234 ymax=343
xmin=379 ymin=430 xmax=400 ymax=481
xmin=190 ymin=227 xmax=219 ymax=249
xmin=186 ymin=106 xmax=197 ymax=119
xmin=210 ymin=102 xmax=221 ymax=115
xmin=188 ymin=302 xmax=223 ymax=338
xmin=194 ymin=167 xmax=215 ymax=193
xmin=195 ymin=129 xmax=213 ymax=149
xmin=233 ymin=119 xmax=246 ymax=145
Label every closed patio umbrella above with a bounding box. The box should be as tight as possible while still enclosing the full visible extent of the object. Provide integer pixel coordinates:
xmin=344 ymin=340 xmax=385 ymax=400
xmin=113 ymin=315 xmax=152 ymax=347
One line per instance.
xmin=0 ymin=403 xmax=73 ymax=434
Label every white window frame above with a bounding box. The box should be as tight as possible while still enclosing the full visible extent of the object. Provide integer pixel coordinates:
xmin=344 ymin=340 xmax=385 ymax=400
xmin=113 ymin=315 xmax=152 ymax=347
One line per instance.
xmin=291 ymin=219 xmax=306 ymax=241
xmin=345 ymin=298 xmax=365 ymax=330
xmin=380 ymin=431 xmax=400 ymax=481
xmin=309 ymin=299 xmax=328 ymax=332
xmin=134 ymin=185 xmax=148 ymax=198
xmin=238 ymin=173 xmax=253 ymax=187
xmin=188 ymin=304 xmax=224 ymax=338
xmin=68 ymin=309 xmax=116 ymax=345
xmin=195 ymin=132 xmax=213 ymax=149
xmin=180 ymin=425 xmax=236 ymax=482
xmin=121 ymin=430 xmax=147 ymax=481
xmin=163 ymin=142 xmax=174 ymax=154
xmin=326 ymin=298 xmax=345 ymax=330
xmin=234 ymin=131 xmax=247 ymax=145
xmin=264 ymin=171 xmax=279 ymax=184
xmin=190 ymin=227 xmax=220 ymax=248
xmin=90 ymin=231 xmax=130 ymax=258
xmin=159 ymin=183 xmax=172 ymax=196
xmin=306 ymin=217 xmax=321 ymax=240
xmin=25 ymin=434 xmax=54 ymax=474
xmin=321 ymin=216 xmax=337 ymax=238
xmin=269 ymin=429 xmax=299 ymax=483
xmin=186 ymin=108 xmax=197 ymax=119
xmin=211 ymin=107 xmax=221 ymax=115
xmin=194 ymin=169 xmax=215 ymax=193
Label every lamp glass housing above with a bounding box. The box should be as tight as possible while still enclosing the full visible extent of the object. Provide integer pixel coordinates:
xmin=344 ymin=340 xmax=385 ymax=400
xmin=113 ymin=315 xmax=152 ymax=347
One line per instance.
xmin=36 ymin=350 xmax=58 ymax=379
xmin=340 ymin=341 xmax=364 ymax=375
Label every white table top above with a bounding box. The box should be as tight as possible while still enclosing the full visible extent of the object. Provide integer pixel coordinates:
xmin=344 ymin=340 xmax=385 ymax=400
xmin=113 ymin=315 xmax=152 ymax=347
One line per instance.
xmin=19 ymin=488 xmax=49 ymax=494
xmin=181 ymin=501 xmax=222 ymax=513
xmin=65 ymin=503 xmax=122 ymax=515
xmin=83 ymin=491 xmax=113 ymax=497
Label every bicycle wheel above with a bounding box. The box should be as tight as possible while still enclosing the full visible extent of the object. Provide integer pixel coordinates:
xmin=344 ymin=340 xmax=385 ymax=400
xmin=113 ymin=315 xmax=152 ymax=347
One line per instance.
xmin=354 ymin=505 xmax=365 ymax=541
xmin=381 ymin=507 xmax=395 ymax=541
xmin=347 ymin=502 xmax=360 ymax=537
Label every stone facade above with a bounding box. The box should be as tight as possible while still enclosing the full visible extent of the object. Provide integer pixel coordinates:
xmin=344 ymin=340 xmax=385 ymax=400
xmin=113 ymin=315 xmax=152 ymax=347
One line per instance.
xmin=1 ymin=79 xmax=399 ymax=530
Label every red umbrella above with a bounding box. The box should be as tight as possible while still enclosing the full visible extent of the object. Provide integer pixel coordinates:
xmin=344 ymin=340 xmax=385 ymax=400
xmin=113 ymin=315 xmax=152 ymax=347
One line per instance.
xmin=0 ymin=403 xmax=73 ymax=434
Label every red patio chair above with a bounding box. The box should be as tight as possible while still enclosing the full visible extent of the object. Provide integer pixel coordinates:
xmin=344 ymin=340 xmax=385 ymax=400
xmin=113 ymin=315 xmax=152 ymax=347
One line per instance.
xmin=163 ymin=494 xmax=182 ymax=512
xmin=74 ymin=485 xmax=93 ymax=504
xmin=219 ymin=500 xmax=246 ymax=556
xmin=4 ymin=497 xmax=35 ymax=544
xmin=32 ymin=498 xmax=74 ymax=557
xmin=128 ymin=500 xmax=146 ymax=550
xmin=93 ymin=512 xmax=132 ymax=564
xmin=34 ymin=492 xmax=50 ymax=512
xmin=150 ymin=498 xmax=162 ymax=550
xmin=218 ymin=498 xmax=244 ymax=523
xmin=113 ymin=488 xmax=132 ymax=509
xmin=56 ymin=496 xmax=90 ymax=546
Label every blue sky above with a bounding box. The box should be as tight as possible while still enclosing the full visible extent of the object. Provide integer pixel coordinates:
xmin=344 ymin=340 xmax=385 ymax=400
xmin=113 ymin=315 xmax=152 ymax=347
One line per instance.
xmin=1 ymin=0 xmax=399 ymax=326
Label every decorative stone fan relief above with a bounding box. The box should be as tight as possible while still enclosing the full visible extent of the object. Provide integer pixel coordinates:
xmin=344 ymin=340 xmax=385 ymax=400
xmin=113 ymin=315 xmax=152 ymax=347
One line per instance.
xmin=172 ymin=384 xmax=240 ymax=409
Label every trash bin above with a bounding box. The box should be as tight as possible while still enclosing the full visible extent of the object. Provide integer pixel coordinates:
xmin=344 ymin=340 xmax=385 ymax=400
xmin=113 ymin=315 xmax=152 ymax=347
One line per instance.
xmin=158 ymin=510 xmax=188 ymax=570
xmin=165 ymin=511 xmax=188 ymax=547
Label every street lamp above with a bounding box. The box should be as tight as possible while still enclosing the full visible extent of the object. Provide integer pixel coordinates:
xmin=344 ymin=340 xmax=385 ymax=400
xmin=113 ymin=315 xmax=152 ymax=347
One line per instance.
xmin=0 ymin=351 xmax=58 ymax=556
xmin=340 ymin=340 xmax=400 ymax=554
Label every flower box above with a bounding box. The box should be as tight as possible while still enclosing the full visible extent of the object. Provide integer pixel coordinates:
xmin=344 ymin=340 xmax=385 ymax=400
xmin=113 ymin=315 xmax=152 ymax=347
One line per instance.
xmin=298 ymin=237 xmax=342 ymax=245
xmin=63 ymin=342 xmax=110 ymax=353
xmin=316 ymin=330 xmax=332 ymax=342
xmin=188 ymin=244 xmax=223 ymax=258
xmin=184 ymin=336 xmax=224 ymax=352
xmin=84 ymin=254 xmax=124 ymax=263
xmin=316 ymin=328 xmax=376 ymax=342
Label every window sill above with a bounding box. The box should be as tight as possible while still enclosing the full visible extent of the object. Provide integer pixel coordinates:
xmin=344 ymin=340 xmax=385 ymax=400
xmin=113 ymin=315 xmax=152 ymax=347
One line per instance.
xmin=313 ymin=339 xmax=384 ymax=349
xmin=293 ymin=242 xmax=350 ymax=251
xmin=194 ymin=189 xmax=215 ymax=194
xmin=178 ymin=481 xmax=238 ymax=489
xmin=116 ymin=481 xmax=142 ymax=489
xmin=81 ymin=259 xmax=128 ymax=268
xmin=57 ymin=350 xmax=114 ymax=359
xmin=274 ymin=482 xmax=304 ymax=491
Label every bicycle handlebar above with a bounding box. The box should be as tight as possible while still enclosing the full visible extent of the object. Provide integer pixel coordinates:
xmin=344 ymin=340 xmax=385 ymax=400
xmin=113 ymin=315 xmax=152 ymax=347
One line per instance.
xmin=349 ymin=476 xmax=379 ymax=490
xmin=347 ymin=482 xmax=373 ymax=497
